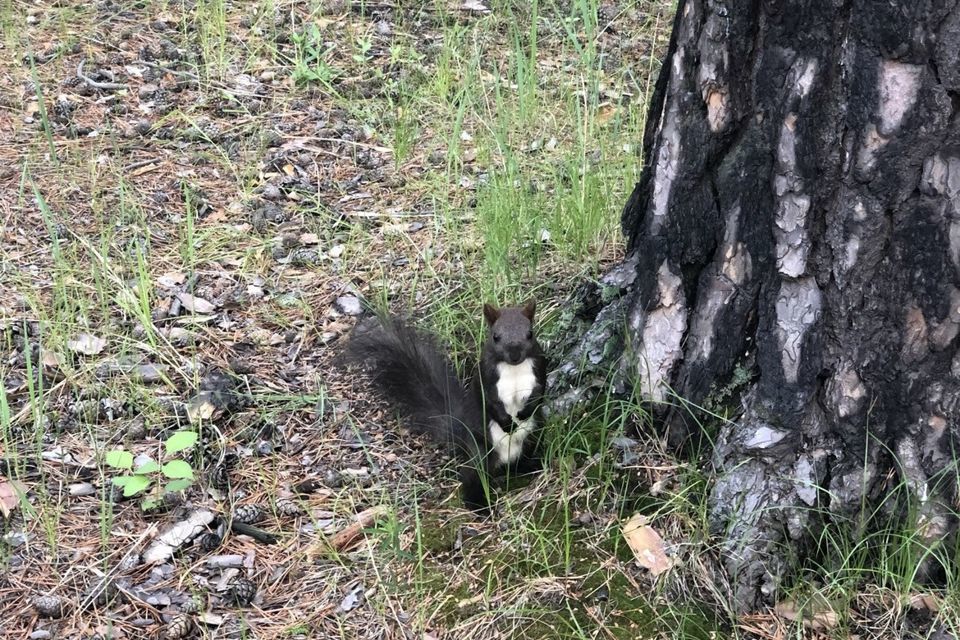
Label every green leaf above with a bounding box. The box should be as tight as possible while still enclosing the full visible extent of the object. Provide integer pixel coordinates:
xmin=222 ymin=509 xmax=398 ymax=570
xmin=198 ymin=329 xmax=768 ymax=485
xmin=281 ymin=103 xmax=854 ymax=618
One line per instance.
xmin=141 ymin=497 xmax=162 ymax=511
xmin=165 ymin=430 xmax=199 ymax=455
xmin=164 ymin=479 xmax=193 ymax=494
xmin=105 ymin=450 xmax=133 ymax=470
xmin=135 ymin=460 xmax=161 ymax=475
xmin=114 ymin=475 xmax=151 ymax=497
xmin=161 ymin=460 xmax=194 ymax=480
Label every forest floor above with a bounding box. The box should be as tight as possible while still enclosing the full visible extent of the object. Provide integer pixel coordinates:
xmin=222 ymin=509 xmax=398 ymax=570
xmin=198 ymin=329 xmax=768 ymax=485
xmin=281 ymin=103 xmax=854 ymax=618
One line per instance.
xmin=0 ymin=1 xmax=954 ymax=639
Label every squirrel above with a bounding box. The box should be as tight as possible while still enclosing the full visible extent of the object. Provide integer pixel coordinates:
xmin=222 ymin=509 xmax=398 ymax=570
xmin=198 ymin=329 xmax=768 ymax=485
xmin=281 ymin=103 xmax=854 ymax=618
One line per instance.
xmin=343 ymin=301 xmax=547 ymax=511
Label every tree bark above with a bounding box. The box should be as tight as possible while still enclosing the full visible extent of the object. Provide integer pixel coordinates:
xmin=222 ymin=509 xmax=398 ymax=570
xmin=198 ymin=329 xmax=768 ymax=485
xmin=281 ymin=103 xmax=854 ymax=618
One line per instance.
xmin=550 ymin=0 xmax=960 ymax=611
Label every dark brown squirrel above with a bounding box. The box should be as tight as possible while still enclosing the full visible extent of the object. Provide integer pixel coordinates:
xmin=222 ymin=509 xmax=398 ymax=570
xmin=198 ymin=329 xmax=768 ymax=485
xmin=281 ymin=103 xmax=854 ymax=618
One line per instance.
xmin=343 ymin=301 xmax=547 ymax=511
xmin=479 ymin=301 xmax=547 ymax=474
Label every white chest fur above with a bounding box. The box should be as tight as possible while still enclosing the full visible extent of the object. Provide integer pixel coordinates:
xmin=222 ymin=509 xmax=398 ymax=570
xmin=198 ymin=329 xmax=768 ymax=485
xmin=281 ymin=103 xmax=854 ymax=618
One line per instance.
xmin=489 ymin=419 xmax=533 ymax=465
xmin=495 ymin=360 xmax=537 ymax=418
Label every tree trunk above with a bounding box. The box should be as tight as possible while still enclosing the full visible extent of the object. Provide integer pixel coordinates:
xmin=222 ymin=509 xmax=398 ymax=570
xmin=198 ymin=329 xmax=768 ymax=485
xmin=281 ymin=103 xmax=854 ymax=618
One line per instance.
xmin=550 ymin=0 xmax=960 ymax=611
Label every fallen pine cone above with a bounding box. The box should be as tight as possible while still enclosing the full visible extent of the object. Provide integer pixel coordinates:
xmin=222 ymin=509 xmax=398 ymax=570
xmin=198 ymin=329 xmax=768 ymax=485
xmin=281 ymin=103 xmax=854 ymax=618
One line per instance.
xmin=233 ymin=503 xmax=263 ymax=525
xmin=198 ymin=531 xmax=222 ymax=552
xmin=163 ymin=612 xmax=195 ymax=639
xmin=275 ymin=498 xmax=301 ymax=517
xmin=180 ymin=594 xmax=205 ymax=614
xmin=228 ymin=576 xmax=257 ymax=607
xmin=210 ymin=464 xmax=229 ymax=490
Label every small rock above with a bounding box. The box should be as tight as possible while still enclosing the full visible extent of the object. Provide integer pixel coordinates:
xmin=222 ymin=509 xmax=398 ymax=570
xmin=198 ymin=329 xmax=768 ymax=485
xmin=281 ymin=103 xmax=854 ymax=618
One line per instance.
xmin=375 ymin=21 xmax=392 ymax=35
xmin=69 ymin=482 xmax=96 ymax=497
xmin=139 ymin=83 xmax=160 ymax=99
xmin=259 ymin=70 xmax=276 ymax=82
xmin=136 ymin=364 xmax=167 ymax=383
xmin=334 ymin=295 xmax=363 ymax=316
xmin=134 ymin=118 xmax=153 ymax=135
xmin=260 ymin=184 xmax=282 ymax=201
xmin=3 ymin=531 xmax=28 ymax=547
xmin=146 ymin=592 xmax=172 ymax=606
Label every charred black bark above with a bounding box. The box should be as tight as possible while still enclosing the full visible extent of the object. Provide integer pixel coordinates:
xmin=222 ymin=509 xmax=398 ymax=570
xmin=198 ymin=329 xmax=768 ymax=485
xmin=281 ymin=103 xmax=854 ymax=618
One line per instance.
xmin=551 ymin=0 xmax=960 ymax=610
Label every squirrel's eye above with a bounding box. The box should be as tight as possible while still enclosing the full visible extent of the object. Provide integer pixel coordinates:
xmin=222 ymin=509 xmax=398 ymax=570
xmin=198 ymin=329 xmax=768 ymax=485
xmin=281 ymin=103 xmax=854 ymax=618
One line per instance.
xmin=493 ymin=334 xmax=501 ymax=342
xmin=527 ymin=331 xmax=533 ymax=340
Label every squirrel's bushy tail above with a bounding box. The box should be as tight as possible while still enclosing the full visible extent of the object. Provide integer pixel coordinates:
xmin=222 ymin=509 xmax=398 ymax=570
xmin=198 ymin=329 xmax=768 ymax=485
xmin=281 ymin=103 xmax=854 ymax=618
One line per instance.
xmin=344 ymin=315 xmax=485 ymax=460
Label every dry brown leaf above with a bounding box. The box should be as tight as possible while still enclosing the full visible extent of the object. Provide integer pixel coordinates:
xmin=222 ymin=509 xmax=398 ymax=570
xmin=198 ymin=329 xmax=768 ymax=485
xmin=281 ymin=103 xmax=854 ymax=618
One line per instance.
xmin=774 ymin=596 xmax=839 ymax=631
xmin=186 ymin=393 xmax=217 ymax=424
xmin=67 ymin=333 xmax=107 ymax=356
xmin=0 ymin=478 xmax=24 ymax=518
xmin=41 ymin=349 xmax=61 ymax=369
xmin=597 ymin=103 xmax=617 ymax=125
xmin=177 ymin=292 xmax=217 ymax=314
xmin=157 ymin=272 xmax=186 ymax=288
xmin=910 ymin=592 xmax=941 ymax=612
xmin=131 ymin=163 xmax=159 ymax=177
xmin=622 ymin=513 xmax=673 ymax=576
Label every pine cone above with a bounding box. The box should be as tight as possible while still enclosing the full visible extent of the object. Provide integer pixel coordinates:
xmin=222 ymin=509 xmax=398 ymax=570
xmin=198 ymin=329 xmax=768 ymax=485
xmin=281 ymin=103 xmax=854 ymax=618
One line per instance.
xmin=180 ymin=595 xmax=205 ymax=614
xmin=198 ymin=531 xmax=222 ymax=552
xmin=233 ymin=503 xmax=263 ymax=525
xmin=84 ymin=579 xmax=118 ymax=607
xmin=275 ymin=498 xmax=301 ymax=518
xmin=163 ymin=612 xmax=195 ymax=639
xmin=210 ymin=463 xmax=230 ymax=491
xmin=32 ymin=594 xmax=65 ymax=618
xmin=598 ymin=2 xmax=619 ymax=26
xmin=228 ymin=576 xmax=257 ymax=607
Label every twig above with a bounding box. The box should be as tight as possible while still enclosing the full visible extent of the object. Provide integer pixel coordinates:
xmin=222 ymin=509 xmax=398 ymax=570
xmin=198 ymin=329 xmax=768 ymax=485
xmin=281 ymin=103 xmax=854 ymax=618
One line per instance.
xmin=122 ymin=158 xmax=160 ymax=172
xmin=295 ymin=136 xmax=394 ymax=154
xmin=230 ymin=520 xmax=278 ymax=545
xmin=135 ymin=59 xmax=200 ymax=81
xmin=328 ymin=505 xmax=389 ymax=551
xmin=76 ymin=60 xmax=128 ymax=90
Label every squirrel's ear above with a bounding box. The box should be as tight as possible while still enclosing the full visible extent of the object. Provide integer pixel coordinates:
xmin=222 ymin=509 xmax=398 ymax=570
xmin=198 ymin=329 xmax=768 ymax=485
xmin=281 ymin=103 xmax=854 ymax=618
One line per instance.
xmin=483 ymin=303 xmax=500 ymax=325
xmin=521 ymin=298 xmax=536 ymax=320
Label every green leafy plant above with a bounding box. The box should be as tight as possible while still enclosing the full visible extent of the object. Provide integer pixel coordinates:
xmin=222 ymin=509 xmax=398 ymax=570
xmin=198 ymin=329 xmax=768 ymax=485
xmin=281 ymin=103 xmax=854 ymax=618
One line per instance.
xmin=290 ymin=24 xmax=342 ymax=90
xmin=106 ymin=430 xmax=199 ymax=510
